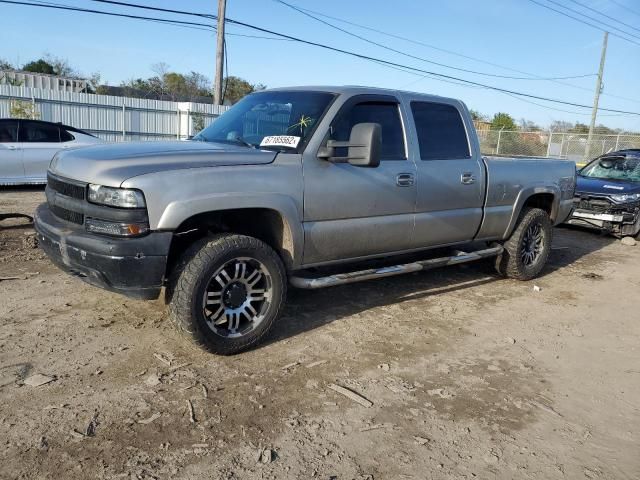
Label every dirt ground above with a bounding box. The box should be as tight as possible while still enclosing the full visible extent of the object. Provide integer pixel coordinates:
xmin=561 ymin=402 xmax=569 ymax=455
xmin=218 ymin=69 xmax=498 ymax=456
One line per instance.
xmin=1 ymin=187 xmax=639 ymax=480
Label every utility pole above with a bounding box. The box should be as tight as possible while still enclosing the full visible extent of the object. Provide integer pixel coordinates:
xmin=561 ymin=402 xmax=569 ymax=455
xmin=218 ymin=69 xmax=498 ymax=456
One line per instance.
xmin=214 ymin=0 xmax=227 ymax=106
xmin=584 ymin=31 xmax=608 ymax=162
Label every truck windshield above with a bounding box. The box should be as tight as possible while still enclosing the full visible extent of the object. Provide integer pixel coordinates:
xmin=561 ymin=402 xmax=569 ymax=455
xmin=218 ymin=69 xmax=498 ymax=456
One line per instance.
xmin=580 ymin=156 xmax=640 ymax=183
xmin=193 ymin=91 xmax=335 ymax=151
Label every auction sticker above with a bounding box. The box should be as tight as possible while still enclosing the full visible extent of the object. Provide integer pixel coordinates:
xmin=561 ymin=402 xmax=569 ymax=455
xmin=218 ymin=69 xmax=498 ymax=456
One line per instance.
xmin=260 ymin=135 xmax=301 ymax=148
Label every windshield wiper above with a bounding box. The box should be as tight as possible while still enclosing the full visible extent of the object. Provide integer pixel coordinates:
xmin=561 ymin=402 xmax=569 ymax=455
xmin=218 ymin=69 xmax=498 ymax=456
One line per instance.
xmin=234 ymin=136 xmax=255 ymax=149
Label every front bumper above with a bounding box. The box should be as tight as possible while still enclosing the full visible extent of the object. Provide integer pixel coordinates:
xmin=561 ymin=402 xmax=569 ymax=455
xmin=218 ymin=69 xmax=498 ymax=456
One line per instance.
xmin=34 ymin=203 xmax=172 ymax=300
xmin=567 ymin=208 xmax=640 ymax=237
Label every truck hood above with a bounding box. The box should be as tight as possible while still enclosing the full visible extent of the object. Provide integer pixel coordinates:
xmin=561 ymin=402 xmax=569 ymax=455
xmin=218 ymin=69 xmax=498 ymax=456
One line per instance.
xmin=49 ymin=140 xmax=277 ymax=186
xmin=576 ymin=175 xmax=640 ymax=196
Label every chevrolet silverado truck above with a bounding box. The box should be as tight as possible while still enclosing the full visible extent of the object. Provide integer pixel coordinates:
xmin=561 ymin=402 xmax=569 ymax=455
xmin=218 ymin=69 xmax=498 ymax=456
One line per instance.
xmin=34 ymin=86 xmax=576 ymax=354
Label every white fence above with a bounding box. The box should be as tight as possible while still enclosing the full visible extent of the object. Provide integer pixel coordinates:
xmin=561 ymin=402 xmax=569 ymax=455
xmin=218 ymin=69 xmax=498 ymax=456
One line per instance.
xmin=477 ymin=128 xmax=640 ymax=165
xmin=0 ymin=84 xmax=229 ymax=142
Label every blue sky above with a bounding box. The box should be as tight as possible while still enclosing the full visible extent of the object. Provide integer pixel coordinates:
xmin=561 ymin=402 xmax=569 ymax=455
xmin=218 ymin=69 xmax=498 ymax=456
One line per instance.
xmin=2 ymin=0 xmax=640 ymax=131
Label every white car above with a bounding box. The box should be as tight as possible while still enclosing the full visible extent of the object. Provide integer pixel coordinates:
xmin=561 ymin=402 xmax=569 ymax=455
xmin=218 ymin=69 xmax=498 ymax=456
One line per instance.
xmin=0 ymin=119 xmax=103 ymax=185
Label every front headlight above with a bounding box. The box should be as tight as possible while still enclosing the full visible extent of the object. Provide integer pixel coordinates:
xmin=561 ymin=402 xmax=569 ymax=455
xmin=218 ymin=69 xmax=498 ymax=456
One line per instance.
xmin=88 ymin=184 xmax=146 ymax=208
xmin=610 ymin=193 xmax=640 ymax=203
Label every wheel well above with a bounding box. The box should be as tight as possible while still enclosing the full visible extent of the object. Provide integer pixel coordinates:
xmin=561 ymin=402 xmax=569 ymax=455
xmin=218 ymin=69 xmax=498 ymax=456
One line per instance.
xmin=523 ymin=193 xmax=555 ymax=217
xmin=166 ymin=208 xmax=295 ymax=276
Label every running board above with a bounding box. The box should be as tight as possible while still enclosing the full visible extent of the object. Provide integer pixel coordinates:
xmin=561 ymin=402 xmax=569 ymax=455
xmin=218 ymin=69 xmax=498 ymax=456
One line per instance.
xmin=289 ymin=245 xmax=503 ymax=289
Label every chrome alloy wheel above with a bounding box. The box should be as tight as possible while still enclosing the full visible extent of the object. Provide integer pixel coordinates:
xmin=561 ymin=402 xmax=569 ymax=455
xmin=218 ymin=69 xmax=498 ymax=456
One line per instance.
xmin=521 ymin=222 xmax=544 ymax=267
xmin=201 ymin=257 xmax=273 ymax=338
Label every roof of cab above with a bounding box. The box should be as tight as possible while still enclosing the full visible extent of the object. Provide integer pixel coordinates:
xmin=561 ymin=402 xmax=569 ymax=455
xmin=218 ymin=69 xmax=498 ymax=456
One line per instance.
xmin=262 ymin=85 xmax=459 ymax=104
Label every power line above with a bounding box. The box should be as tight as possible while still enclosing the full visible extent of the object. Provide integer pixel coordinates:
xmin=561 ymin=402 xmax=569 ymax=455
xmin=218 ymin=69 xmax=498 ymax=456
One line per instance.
xmin=88 ymin=0 xmax=213 ymax=20
xmin=226 ymin=32 xmax=294 ymax=41
xmin=219 ymin=18 xmax=640 ymax=115
xmin=4 ymin=0 xmax=640 ymax=115
xmin=82 ymin=0 xmax=640 ymax=104
xmin=33 ymin=0 xmax=609 ymax=116
xmin=546 ymin=0 xmax=640 ymax=39
xmin=1 ymin=0 xmax=217 ymax=29
xmin=527 ymin=0 xmax=640 ymax=46
xmin=275 ymin=0 xmax=597 ymax=82
xmin=567 ymin=0 xmax=640 ymax=35
xmin=31 ymin=0 xmax=216 ymax=31
xmin=280 ymin=3 xmax=590 ymax=81
xmin=608 ymin=0 xmax=640 ymax=18
xmin=271 ymin=1 xmax=640 ymax=105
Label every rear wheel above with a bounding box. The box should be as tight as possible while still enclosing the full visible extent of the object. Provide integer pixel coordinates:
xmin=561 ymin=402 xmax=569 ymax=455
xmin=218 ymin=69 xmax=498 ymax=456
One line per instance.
xmin=495 ymin=207 xmax=552 ymax=280
xmin=167 ymin=233 xmax=286 ymax=355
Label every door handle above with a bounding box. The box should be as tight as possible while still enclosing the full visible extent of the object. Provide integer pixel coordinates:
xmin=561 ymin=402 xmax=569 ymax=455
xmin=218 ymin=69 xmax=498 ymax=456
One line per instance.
xmin=396 ymin=173 xmax=415 ymax=187
xmin=7 ymin=145 xmax=18 ymax=150
xmin=461 ymin=172 xmax=476 ymax=185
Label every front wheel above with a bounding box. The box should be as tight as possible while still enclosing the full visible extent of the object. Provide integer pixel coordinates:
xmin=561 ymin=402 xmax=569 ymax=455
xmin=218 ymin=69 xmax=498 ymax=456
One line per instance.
xmin=495 ymin=207 xmax=552 ymax=280
xmin=167 ymin=234 xmax=287 ymax=355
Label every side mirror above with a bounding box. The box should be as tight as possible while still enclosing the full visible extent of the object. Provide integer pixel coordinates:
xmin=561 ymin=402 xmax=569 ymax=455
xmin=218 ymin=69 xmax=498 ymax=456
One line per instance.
xmin=318 ymin=122 xmax=381 ymax=167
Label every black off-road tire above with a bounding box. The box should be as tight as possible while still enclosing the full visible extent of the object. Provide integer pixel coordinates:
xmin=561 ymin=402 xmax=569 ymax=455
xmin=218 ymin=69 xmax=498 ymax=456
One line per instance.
xmin=495 ymin=207 xmax=553 ymax=280
xmin=167 ymin=233 xmax=287 ymax=355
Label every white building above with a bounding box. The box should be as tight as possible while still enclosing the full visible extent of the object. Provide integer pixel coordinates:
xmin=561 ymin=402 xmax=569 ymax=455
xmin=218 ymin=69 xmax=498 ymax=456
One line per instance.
xmin=0 ymin=70 xmax=88 ymax=93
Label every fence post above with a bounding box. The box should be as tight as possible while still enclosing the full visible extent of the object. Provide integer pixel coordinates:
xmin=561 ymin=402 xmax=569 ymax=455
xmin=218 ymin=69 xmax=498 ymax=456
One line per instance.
xmin=615 ymin=133 xmax=620 ymax=151
xmin=496 ymin=127 xmax=505 ymax=155
xmin=546 ymin=130 xmax=553 ymax=158
xmin=122 ymin=103 xmax=126 ymax=141
xmin=559 ymin=133 xmax=566 ymax=158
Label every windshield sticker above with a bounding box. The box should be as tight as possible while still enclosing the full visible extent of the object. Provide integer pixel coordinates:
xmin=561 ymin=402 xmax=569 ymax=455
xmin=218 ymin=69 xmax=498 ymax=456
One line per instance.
xmin=603 ymin=184 xmax=625 ymax=190
xmin=260 ymin=135 xmax=301 ymax=149
xmin=288 ymin=115 xmax=313 ymax=135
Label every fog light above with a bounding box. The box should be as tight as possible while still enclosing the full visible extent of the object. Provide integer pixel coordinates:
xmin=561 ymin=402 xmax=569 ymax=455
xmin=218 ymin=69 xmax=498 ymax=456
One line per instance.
xmin=85 ymin=218 xmax=149 ymax=237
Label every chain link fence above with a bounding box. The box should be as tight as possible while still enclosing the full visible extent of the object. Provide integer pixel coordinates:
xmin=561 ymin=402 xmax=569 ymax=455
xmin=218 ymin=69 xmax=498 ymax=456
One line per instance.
xmin=477 ymin=128 xmax=640 ymax=165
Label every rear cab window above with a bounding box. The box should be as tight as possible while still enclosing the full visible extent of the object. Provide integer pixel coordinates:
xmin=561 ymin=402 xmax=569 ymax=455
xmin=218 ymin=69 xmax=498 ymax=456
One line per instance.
xmin=410 ymin=101 xmax=470 ymax=160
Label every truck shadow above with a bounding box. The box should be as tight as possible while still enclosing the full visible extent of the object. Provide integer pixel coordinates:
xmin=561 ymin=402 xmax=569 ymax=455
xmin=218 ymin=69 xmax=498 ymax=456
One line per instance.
xmin=264 ymin=227 xmax=615 ymax=346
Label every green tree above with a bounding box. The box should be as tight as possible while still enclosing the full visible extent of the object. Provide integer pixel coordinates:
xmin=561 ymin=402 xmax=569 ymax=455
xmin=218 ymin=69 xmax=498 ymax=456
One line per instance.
xmin=23 ymin=55 xmax=77 ymax=77
xmin=549 ymin=120 xmax=573 ymax=132
xmin=570 ymin=123 xmax=590 ymax=134
xmin=22 ymin=58 xmax=56 ymax=75
xmin=191 ymin=112 xmax=205 ymax=134
xmin=519 ymin=118 xmax=541 ymax=131
xmin=0 ymin=58 xmax=13 ymax=70
xmin=490 ymin=112 xmax=517 ymax=131
xmin=121 ymin=65 xmax=212 ymax=100
xmin=84 ymin=72 xmax=102 ymax=94
xmin=10 ymin=100 xmax=40 ymax=119
xmin=469 ymin=109 xmax=487 ymax=122
xmin=45 ymin=54 xmax=75 ymax=77
xmin=222 ymin=76 xmax=266 ymax=104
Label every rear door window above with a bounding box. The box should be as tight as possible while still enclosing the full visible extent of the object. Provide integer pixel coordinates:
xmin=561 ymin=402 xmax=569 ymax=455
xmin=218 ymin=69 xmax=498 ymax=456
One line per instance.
xmin=411 ymin=102 xmax=470 ymax=160
xmin=60 ymin=128 xmax=75 ymax=142
xmin=20 ymin=121 xmax=61 ymax=143
xmin=0 ymin=120 xmax=19 ymax=142
xmin=331 ymin=101 xmax=406 ymax=160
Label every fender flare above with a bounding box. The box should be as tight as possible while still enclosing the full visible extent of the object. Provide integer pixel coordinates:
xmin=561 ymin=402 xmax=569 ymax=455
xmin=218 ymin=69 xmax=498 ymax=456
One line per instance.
xmin=158 ymin=193 xmax=304 ymax=268
xmin=503 ymin=185 xmax=560 ymax=239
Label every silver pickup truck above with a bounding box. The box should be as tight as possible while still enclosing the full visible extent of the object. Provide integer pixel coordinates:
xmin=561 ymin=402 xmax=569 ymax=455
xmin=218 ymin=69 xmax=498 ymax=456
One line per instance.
xmin=34 ymin=86 xmax=575 ymax=354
